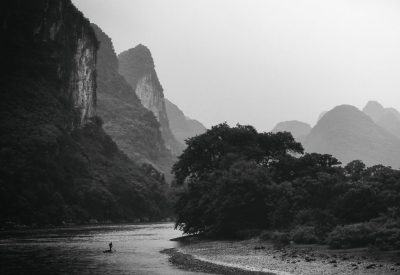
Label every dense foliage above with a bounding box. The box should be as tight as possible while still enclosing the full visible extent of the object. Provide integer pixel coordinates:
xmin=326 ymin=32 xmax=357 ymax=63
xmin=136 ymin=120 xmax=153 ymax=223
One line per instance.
xmin=173 ymin=123 xmax=400 ymax=250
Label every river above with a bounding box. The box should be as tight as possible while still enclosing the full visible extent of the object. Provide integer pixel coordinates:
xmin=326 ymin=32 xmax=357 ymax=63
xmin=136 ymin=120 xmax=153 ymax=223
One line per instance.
xmin=0 ymin=223 xmax=211 ymax=274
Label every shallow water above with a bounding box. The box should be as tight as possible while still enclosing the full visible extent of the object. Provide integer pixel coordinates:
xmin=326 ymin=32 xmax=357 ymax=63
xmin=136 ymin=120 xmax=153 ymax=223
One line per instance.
xmin=0 ymin=223 xmax=210 ymax=274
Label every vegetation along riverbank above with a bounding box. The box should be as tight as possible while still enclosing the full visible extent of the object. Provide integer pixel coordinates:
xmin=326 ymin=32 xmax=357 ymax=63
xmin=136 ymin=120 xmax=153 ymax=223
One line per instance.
xmin=167 ymin=123 xmax=400 ymax=274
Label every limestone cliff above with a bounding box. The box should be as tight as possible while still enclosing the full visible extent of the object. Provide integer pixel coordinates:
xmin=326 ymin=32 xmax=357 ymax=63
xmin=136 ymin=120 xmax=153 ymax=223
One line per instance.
xmin=118 ymin=45 xmax=184 ymax=155
xmin=1 ymin=0 xmax=97 ymax=128
xmin=92 ymin=24 xmax=175 ymax=175
xmin=0 ymin=0 xmax=171 ymax=225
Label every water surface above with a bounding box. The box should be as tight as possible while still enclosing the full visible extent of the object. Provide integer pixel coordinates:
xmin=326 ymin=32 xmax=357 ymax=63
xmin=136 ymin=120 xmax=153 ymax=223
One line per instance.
xmin=0 ymin=223 xmax=210 ymax=274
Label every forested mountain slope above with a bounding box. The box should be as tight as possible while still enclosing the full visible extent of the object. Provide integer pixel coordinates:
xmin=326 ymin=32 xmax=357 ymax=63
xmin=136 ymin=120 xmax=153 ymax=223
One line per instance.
xmin=0 ymin=0 xmax=170 ymax=226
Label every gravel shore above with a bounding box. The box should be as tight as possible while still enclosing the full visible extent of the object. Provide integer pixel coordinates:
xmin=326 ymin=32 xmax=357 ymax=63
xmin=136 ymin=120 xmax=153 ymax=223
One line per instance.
xmin=164 ymin=238 xmax=400 ymax=275
xmin=161 ymin=248 xmax=274 ymax=274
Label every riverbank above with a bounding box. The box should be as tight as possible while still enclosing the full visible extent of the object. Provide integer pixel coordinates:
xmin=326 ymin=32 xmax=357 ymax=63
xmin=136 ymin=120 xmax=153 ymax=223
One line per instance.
xmin=165 ymin=238 xmax=400 ymax=275
xmin=162 ymin=248 xmax=273 ymax=274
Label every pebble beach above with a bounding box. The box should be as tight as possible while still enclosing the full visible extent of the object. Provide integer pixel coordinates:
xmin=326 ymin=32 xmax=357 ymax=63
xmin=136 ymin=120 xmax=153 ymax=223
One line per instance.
xmin=164 ymin=238 xmax=400 ymax=275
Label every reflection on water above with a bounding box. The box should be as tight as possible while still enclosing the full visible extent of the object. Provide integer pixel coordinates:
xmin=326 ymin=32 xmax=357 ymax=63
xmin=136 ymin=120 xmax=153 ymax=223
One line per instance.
xmin=0 ymin=223 xmax=210 ymax=275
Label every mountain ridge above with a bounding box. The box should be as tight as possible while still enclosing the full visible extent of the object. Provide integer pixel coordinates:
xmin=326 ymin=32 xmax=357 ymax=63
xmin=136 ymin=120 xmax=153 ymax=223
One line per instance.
xmin=304 ymin=104 xmax=400 ymax=168
xmin=363 ymin=101 xmax=400 ymax=139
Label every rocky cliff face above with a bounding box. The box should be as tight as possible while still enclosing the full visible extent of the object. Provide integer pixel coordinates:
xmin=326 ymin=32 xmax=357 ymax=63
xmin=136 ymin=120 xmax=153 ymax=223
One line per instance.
xmin=69 ymin=33 xmax=97 ymax=126
xmin=164 ymin=98 xmax=207 ymax=145
xmin=0 ymin=1 xmax=170 ymax=226
xmin=92 ymin=24 xmax=175 ymax=175
xmin=118 ymin=45 xmax=184 ymax=155
xmin=2 ymin=0 xmax=98 ymax=128
xmin=304 ymin=105 xmax=400 ymax=168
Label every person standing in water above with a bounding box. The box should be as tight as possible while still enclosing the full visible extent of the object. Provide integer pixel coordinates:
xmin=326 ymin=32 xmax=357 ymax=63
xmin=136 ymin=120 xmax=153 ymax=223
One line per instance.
xmin=109 ymin=242 xmax=113 ymax=252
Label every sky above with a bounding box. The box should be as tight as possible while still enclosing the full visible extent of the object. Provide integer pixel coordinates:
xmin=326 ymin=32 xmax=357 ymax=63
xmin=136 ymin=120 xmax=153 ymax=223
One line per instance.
xmin=72 ymin=0 xmax=400 ymax=131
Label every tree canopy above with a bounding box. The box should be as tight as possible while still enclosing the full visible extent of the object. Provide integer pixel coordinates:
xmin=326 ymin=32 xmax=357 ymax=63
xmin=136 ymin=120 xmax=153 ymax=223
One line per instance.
xmin=172 ymin=123 xmax=303 ymax=185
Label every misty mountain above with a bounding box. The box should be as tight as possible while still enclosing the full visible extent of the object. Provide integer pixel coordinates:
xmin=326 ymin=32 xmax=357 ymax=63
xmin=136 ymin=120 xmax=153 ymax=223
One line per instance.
xmin=92 ymin=24 xmax=175 ymax=175
xmin=363 ymin=101 xmax=387 ymax=122
xmin=318 ymin=111 xmax=328 ymax=122
xmin=118 ymin=45 xmax=184 ymax=155
xmin=271 ymin=120 xmax=311 ymax=143
xmin=0 ymin=0 xmax=170 ymax=226
xmin=303 ymin=105 xmax=400 ymax=168
xmin=363 ymin=101 xmax=400 ymax=139
xmin=164 ymin=98 xmax=207 ymax=145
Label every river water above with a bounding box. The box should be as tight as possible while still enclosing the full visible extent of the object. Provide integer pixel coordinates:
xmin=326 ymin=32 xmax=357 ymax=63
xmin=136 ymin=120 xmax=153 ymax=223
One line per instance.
xmin=0 ymin=223 xmax=211 ymax=274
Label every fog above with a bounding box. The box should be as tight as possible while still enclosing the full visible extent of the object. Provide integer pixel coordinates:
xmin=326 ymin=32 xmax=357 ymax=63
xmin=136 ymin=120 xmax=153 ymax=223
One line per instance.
xmin=72 ymin=0 xmax=400 ymax=130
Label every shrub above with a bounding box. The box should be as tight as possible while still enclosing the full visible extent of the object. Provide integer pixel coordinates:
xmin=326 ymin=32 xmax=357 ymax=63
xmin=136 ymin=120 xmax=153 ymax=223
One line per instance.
xmin=271 ymin=231 xmax=290 ymax=248
xmin=294 ymin=209 xmax=337 ymax=238
xmin=290 ymin=226 xmax=319 ymax=244
xmin=374 ymin=227 xmax=400 ymax=250
xmin=327 ymin=223 xmax=376 ymax=249
xmin=235 ymin=229 xmax=262 ymax=240
xmin=259 ymin=230 xmax=272 ymax=241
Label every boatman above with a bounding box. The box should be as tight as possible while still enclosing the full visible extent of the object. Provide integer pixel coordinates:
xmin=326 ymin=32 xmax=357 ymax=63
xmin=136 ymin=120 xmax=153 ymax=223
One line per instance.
xmin=109 ymin=242 xmax=113 ymax=252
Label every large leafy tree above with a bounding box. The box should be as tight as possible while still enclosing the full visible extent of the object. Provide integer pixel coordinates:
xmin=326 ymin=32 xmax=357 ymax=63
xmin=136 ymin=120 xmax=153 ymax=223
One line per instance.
xmin=172 ymin=123 xmax=303 ymax=185
xmin=172 ymin=123 xmax=303 ymax=235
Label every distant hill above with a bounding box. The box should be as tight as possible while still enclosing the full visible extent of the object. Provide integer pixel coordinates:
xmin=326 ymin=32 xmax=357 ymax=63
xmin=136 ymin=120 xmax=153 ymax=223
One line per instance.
xmin=303 ymin=105 xmax=400 ymax=168
xmin=363 ymin=101 xmax=387 ymax=122
xmin=271 ymin=120 xmax=311 ymax=143
xmin=318 ymin=111 xmax=328 ymax=122
xmin=363 ymin=101 xmax=400 ymax=139
xmin=164 ymin=99 xmax=206 ymax=145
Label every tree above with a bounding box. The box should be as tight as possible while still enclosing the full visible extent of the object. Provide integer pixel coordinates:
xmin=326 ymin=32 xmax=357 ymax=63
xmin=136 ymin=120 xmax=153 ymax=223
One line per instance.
xmin=173 ymin=124 xmax=303 ymax=235
xmin=175 ymin=160 xmax=275 ymax=236
xmin=335 ymin=183 xmax=385 ymax=223
xmin=345 ymin=160 xmax=366 ymax=182
xmin=172 ymin=123 xmax=303 ymax=185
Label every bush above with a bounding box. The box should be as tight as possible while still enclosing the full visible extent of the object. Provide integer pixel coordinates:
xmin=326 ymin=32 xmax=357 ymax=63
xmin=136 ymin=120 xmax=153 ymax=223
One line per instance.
xmin=294 ymin=209 xmax=337 ymax=238
xmin=259 ymin=230 xmax=272 ymax=241
xmin=374 ymin=227 xmax=400 ymax=250
xmin=271 ymin=231 xmax=290 ymax=247
xmin=327 ymin=223 xmax=376 ymax=249
xmin=290 ymin=226 xmax=319 ymax=244
xmin=235 ymin=229 xmax=262 ymax=240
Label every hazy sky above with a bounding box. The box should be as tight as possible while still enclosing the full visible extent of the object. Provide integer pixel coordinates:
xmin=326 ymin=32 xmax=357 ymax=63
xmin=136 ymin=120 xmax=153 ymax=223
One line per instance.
xmin=72 ymin=0 xmax=400 ymax=131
